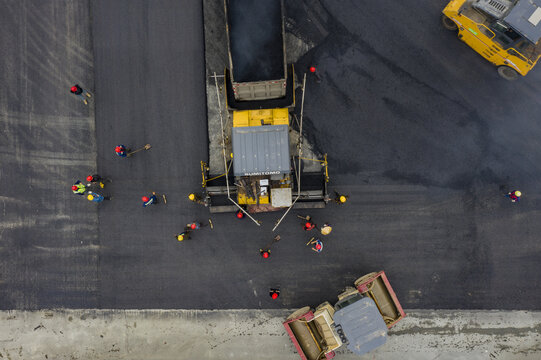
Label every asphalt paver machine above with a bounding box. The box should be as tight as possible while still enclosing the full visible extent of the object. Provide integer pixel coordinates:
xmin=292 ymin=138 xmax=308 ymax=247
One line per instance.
xmin=199 ymin=0 xmax=329 ymax=229
xmin=442 ymin=0 xmax=541 ymax=79
xmin=283 ymin=271 xmax=406 ymax=360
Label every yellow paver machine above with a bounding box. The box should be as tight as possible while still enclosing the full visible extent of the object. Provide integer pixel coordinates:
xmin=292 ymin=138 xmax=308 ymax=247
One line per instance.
xmin=199 ymin=0 xmax=329 ymax=230
xmin=442 ymin=0 xmax=541 ymax=79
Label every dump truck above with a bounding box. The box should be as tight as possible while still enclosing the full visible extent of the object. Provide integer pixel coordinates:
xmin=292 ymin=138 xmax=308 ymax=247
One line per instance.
xmin=283 ymin=271 xmax=405 ymax=360
xmin=200 ymin=0 xmax=329 ymax=228
xmin=442 ymin=0 xmax=541 ymax=80
xmin=224 ymin=0 xmax=290 ymax=105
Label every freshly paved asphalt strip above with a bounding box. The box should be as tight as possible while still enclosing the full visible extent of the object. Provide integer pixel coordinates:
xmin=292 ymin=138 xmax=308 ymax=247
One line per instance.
xmin=1 ymin=309 xmax=540 ymax=360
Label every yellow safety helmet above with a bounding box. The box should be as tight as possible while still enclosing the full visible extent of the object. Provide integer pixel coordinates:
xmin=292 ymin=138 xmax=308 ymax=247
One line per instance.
xmin=87 ymin=195 xmax=94 ymax=201
xmin=515 ymin=191 xmax=522 ymax=197
xmin=230 ymin=153 xmax=234 ymax=158
xmin=188 ymin=193 xmax=195 ymax=201
xmin=177 ymin=234 xmax=184 ymax=241
xmin=339 ymin=195 xmax=347 ymax=203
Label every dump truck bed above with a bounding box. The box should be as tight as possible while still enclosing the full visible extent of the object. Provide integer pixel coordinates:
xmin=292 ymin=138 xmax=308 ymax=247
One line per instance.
xmin=226 ymin=0 xmax=285 ymax=82
xmin=225 ymin=0 xmax=287 ymax=102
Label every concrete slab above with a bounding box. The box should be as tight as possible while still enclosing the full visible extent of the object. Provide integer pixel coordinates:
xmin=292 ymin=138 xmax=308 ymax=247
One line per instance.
xmin=0 ymin=310 xmax=539 ymax=360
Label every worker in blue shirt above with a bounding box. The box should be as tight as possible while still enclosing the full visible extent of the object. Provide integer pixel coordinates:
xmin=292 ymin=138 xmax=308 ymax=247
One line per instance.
xmin=142 ymin=193 xmax=158 ymax=207
xmin=115 ymin=145 xmax=130 ymax=157
xmin=87 ymin=191 xmax=110 ymax=202
xmin=307 ymin=238 xmax=323 ymax=253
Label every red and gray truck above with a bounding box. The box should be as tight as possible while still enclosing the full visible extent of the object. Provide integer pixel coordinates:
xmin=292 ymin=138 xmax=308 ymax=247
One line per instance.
xmin=283 ymin=271 xmax=406 ymax=360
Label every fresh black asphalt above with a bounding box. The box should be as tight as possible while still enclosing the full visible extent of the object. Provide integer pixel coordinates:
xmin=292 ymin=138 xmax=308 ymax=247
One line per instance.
xmin=1 ymin=0 xmax=540 ymax=310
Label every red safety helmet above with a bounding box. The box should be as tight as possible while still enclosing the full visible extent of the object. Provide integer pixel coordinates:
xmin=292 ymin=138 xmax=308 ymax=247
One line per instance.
xmin=315 ymin=244 xmax=322 ymax=250
xmin=309 ymin=66 xmax=316 ymax=73
xmin=305 ymin=222 xmax=312 ymax=227
xmin=142 ymin=196 xmax=149 ymax=202
xmin=86 ymin=175 xmax=93 ymax=182
xmin=115 ymin=146 xmax=122 ymax=152
xmin=236 ymin=211 xmax=244 ymax=219
xmin=262 ymin=251 xmax=269 ymax=258
xmin=271 ymin=292 xmax=279 ymax=299
xmin=190 ymin=223 xmax=196 ymax=229
xmin=71 ymin=185 xmax=78 ymax=191
xmin=70 ymin=86 xmax=78 ymax=92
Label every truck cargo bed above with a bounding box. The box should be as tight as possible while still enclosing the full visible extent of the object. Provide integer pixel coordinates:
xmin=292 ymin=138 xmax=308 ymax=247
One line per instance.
xmin=226 ymin=0 xmax=285 ymax=82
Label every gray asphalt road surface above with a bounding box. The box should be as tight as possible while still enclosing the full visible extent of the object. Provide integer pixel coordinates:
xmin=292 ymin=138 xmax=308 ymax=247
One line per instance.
xmin=1 ymin=0 xmax=540 ymax=310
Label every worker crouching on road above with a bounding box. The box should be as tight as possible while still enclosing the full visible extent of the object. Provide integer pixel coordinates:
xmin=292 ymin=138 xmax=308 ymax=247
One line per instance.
xmin=142 ymin=192 xmax=158 ymax=207
xmin=320 ymin=223 xmax=332 ymax=235
xmin=506 ymin=190 xmax=522 ymax=203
